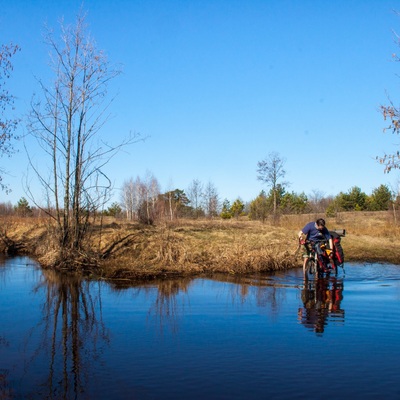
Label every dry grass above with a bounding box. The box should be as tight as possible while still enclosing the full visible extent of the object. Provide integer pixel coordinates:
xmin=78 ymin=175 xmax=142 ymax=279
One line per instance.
xmin=1 ymin=211 xmax=400 ymax=280
xmin=98 ymin=219 xmax=299 ymax=280
xmin=279 ymin=211 xmax=400 ymax=263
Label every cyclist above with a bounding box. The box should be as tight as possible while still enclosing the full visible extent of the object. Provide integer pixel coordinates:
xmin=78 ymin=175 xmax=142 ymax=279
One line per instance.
xmin=298 ymin=218 xmax=333 ymax=275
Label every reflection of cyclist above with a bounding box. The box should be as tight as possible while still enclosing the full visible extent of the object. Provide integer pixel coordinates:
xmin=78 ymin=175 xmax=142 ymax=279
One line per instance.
xmin=298 ymin=278 xmax=344 ymax=334
xmin=298 ymin=280 xmax=328 ymax=333
xmin=329 ymin=279 xmax=344 ymax=313
xmin=298 ymin=218 xmax=333 ymax=275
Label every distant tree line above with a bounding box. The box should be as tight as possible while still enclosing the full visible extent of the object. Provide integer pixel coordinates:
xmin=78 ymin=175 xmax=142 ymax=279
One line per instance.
xmin=119 ymin=174 xmax=220 ymax=223
xmin=248 ymin=184 xmax=395 ymax=221
xmin=0 ymin=151 xmax=398 ymax=223
xmin=3 ymin=181 xmax=399 ymax=224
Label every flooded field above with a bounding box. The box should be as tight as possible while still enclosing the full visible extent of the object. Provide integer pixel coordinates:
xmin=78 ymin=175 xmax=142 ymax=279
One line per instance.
xmin=1 ymin=256 xmax=399 ymax=399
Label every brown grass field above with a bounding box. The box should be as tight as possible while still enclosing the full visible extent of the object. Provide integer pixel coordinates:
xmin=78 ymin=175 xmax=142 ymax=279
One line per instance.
xmin=1 ymin=211 xmax=399 ymax=280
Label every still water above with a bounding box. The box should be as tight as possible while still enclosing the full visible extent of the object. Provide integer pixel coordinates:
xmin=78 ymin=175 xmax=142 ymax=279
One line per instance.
xmin=1 ymin=256 xmax=399 ymax=400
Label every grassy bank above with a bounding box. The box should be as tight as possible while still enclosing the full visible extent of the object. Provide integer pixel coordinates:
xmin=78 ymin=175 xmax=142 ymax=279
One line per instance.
xmin=1 ymin=211 xmax=399 ymax=280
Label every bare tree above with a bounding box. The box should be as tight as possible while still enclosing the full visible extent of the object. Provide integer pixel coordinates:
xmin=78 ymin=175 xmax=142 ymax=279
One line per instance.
xmin=203 ymin=181 xmax=219 ymax=218
xmin=27 ymin=13 xmax=138 ymax=265
xmin=187 ymin=178 xmax=204 ymax=218
xmin=121 ymin=177 xmax=139 ymax=220
xmin=379 ymin=18 xmax=400 ymax=172
xmin=308 ymin=189 xmax=326 ymax=213
xmin=389 ymin=177 xmax=400 ymax=224
xmin=143 ymin=171 xmax=160 ymax=224
xmin=0 ymin=42 xmax=20 ymax=192
xmin=257 ymin=152 xmax=287 ymax=220
xmin=379 ymin=96 xmax=400 ymax=172
xmin=169 ymin=183 xmax=177 ymax=221
xmin=0 ymin=201 xmax=13 ymax=216
xmin=120 ymin=173 xmax=160 ymax=223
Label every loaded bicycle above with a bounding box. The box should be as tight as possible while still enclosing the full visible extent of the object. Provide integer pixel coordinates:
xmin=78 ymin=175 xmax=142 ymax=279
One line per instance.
xmin=302 ymin=230 xmax=345 ymax=278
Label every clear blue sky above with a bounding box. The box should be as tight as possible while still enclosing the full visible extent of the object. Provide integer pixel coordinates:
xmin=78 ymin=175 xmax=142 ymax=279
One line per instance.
xmin=2 ymin=0 xmax=400 ymax=206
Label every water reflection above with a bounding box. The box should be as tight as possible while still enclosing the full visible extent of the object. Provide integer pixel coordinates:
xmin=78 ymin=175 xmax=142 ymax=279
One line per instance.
xmin=0 ymin=344 xmax=11 ymax=400
xmin=152 ymin=278 xmax=197 ymax=333
xmin=208 ymin=273 xmax=287 ymax=313
xmin=0 ymin=257 xmax=12 ymax=399
xmin=298 ymin=277 xmax=345 ymax=334
xmin=3 ymin=259 xmax=400 ymax=399
xmin=109 ymin=277 xmax=194 ymax=334
xmin=31 ymin=269 xmax=109 ymax=399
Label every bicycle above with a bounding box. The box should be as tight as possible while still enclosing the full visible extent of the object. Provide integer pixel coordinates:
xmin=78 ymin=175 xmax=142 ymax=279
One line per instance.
xmin=304 ymin=240 xmax=336 ymax=278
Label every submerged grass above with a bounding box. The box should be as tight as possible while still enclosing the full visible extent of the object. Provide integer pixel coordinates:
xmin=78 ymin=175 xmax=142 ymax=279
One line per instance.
xmin=1 ymin=211 xmax=399 ymax=281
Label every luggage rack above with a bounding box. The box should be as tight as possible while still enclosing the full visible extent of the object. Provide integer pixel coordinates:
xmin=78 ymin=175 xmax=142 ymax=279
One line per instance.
xmin=330 ymin=229 xmax=346 ymax=237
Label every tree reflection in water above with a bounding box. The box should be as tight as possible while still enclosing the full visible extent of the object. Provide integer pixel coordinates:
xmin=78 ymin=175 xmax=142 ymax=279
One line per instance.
xmin=1 ymin=258 xmax=347 ymax=398
xmin=0 ymin=358 xmax=11 ymax=400
xmin=151 ymin=278 xmax=193 ymax=333
xmin=112 ymin=274 xmax=287 ymax=334
xmin=111 ymin=277 xmax=194 ymax=334
xmin=298 ymin=277 xmax=345 ymax=334
xmin=168 ymin=274 xmax=343 ymax=333
xmin=0 ymin=256 xmax=12 ymax=400
xmin=210 ymin=274 xmax=286 ymax=316
xmin=31 ymin=269 xmax=109 ymax=399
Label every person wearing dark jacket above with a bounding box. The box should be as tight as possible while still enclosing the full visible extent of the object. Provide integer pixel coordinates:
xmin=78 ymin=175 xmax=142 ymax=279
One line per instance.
xmin=298 ymin=218 xmax=333 ymax=275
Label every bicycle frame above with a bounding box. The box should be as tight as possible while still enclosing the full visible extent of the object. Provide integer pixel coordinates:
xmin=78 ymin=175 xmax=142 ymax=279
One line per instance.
xmin=306 ymin=241 xmax=337 ymax=278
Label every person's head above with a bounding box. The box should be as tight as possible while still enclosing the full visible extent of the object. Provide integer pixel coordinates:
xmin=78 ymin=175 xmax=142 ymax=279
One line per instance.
xmin=315 ymin=218 xmax=326 ymax=230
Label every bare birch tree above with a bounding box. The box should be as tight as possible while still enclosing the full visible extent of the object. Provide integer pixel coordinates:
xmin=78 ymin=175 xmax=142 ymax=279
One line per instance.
xmin=143 ymin=171 xmax=160 ymax=224
xmin=187 ymin=178 xmax=204 ymax=218
xmin=27 ymin=13 xmax=137 ymax=264
xmin=257 ymin=152 xmax=288 ymax=221
xmin=120 ymin=176 xmax=150 ymax=221
xmin=121 ymin=177 xmax=139 ymax=220
xmin=121 ymin=173 xmax=160 ymax=224
xmin=203 ymin=181 xmax=220 ymax=218
xmin=0 ymin=42 xmax=20 ymax=191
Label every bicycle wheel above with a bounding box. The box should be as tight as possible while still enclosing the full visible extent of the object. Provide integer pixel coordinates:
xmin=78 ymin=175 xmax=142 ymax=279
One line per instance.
xmin=316 ymin=257 xmax=326 ymax=278
xmin=307 ymin=258 xmax=316 ymax=276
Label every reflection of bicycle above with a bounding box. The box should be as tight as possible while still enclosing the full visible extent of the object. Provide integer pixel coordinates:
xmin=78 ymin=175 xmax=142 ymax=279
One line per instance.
xmin=298 ymin=277 xmax=344 ymax=334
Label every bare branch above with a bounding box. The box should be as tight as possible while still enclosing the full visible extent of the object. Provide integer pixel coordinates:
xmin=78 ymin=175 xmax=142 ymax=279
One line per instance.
xmin=26 ymin=11 xmax=141 ymax=263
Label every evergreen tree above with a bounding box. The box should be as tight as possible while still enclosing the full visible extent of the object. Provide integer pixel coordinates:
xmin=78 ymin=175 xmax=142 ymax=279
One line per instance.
xmin=104 ymin=202 xmax=122 ymax=217
xmin=280 ymin=191 xmax=308 ymax=214
xmin=367 ymin=184 xmax=392 ymax=211
xmin=249 ymin=191 xmax=270 ymax=222
xmin=230 ymin=198 xmax=245 ymax=219
xmin=220 ymin=199 xmax=232 ymax=219
xmin=336 ymin=186 xmax=367 ymax=211
xmin=14 ymin=197 xmax=32 ymax=216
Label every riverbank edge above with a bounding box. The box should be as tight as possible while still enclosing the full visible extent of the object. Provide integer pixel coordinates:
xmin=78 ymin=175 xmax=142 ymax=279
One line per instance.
xmin=1 ymin=216 xmax=400 ymax=282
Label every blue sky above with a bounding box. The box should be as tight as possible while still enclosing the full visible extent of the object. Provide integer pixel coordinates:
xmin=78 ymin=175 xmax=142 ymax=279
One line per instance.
xmin=2 ymin=0 xmax=400 ymax=206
